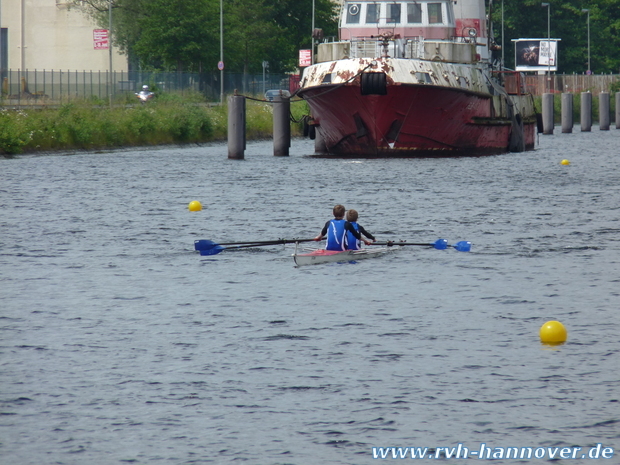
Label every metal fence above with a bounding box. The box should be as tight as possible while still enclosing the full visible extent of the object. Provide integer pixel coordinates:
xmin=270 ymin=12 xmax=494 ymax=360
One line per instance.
xmin=0 ymin=69 xmax=297 ymax=106
xmin=1 ymin=68 xmax=617 ymax=106
xmin=523 ymin=74 xmax=619 ymax=96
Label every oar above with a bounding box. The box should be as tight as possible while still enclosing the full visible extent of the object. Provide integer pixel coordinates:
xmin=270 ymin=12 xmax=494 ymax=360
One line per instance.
xmin=196 ymin=239 xmax=279 ymax=249
xmin=217 ymin=239 xmax=316 ymax=246
xmin=372 ymin=239 xmax=471 ymax=252
xmin=194 ymin=238 xmax=316 ymax=256
xmin=197 ymin=242 xmax=279 ymax=256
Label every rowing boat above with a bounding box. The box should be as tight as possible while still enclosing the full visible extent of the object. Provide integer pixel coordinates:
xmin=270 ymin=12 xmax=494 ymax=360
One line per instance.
xmin=194 ymin=238 xmax=469 ymax=262
xmin=293 ymin=246 xmax=389 ymax=266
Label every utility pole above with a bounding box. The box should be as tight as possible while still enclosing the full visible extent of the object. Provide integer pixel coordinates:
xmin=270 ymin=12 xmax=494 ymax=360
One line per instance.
xmin=220 ymin=0 xmax=224 ymax=104
xmin=501 ymin=0 xmax=504 ymax=70
xmin=581 ymin=9 xmax=590 ymax=74
xmin=541 ymin=3 xmax=550 ymax=92
xmin=311 ymin=0 xmax=315 ymax=65
xmin=109 ymin=0 xmax=113 ymax=107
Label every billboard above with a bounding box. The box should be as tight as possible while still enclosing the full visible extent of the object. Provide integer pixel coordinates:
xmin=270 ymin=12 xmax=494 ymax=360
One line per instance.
xmin=513 ymin=39 xmax=560 ymax=72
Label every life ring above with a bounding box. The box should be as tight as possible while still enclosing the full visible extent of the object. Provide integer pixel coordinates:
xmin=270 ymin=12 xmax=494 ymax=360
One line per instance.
xmin=348 ymin=4 xmax=359 ymax=16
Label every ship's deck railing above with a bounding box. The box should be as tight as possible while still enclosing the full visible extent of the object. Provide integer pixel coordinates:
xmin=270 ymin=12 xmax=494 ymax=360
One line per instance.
xmin=349 ymin=36 xmax=434 ymax=59
xmin=317 ymin=36 xmax=476 ymax=63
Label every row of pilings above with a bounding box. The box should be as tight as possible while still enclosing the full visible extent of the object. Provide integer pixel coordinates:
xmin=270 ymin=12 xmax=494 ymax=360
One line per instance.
xmin=541 ymin=92 xmax=620 ymax=134
xmin=227 ymin=92 xmax=292 ymax=159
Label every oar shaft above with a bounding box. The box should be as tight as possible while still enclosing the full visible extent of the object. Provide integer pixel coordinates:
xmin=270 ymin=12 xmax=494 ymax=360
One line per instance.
xmin=223 ymin=242 xmax=286 ymax=250
xmin=195 ymin=238 xmax=318 ymax=255
xmin=218 ymin=238 xmax=315 ymax=246
xmin=372 ymin=239 xmax=470 ymax=252
xmin=373 ymin=242 xmax=434 ymax=247
xmin=199 ymin=242 xmax=281 ymax=256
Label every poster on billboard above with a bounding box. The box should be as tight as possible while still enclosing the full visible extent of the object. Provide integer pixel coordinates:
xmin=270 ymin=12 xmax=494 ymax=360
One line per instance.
xmin=513 ymin=38 xmax=560 ymax=72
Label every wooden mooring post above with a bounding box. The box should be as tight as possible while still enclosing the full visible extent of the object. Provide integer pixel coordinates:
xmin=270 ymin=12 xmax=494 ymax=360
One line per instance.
xmin=272 ymin=93 xmax=291 ymax=157
xmin=580 ymin=92 xmax=592 ymax=132
xmin=542 ymin=93 xmax=554 ymax=135
xmin=228 ymin=93 xmax=246 ymax=160
xmin=561 ymin=93 xmax=573 ymax=133
xmin=616 ymin=93 xmax=620 ymax=130
xmin=599 ymin=92 xmax=610 ymax=130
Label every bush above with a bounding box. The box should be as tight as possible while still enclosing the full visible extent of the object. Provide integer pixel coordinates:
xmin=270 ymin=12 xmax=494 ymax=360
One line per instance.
xmin=0 ymin=110 xmax=33 ymax=154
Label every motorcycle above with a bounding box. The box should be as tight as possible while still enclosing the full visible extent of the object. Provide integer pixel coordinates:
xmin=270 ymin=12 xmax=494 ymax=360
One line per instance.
xmin=135 ymin=85 xmax=155 ymax=103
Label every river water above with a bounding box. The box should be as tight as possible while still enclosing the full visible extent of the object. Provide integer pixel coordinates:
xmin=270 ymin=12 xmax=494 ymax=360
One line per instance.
xmin=1 ymin=129 xmax=619 ymax=464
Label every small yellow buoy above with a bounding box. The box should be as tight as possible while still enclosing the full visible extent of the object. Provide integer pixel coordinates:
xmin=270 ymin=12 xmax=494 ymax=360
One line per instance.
xmin=540 ymin=320 xmax=567 ymax=344
xmin=188 ymin=200 xmax=202 ymax=212
xmin=560 ymin=159 xmax=570 ymax=165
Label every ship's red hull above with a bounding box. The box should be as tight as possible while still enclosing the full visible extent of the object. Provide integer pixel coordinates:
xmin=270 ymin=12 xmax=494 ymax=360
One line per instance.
xmin=300 ymin=84 xmax=536 ymax=157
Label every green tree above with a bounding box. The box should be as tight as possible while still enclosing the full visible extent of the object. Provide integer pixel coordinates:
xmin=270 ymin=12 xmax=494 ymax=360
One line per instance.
xmin=223 ymin=0 xmax=282 ymax=74
xmin=73 ymin=0 xmax=339 ymax=74
xmin=133 ymin=0 xmax=219 ymax=72
xmin=267 ymin=0 xmax=339 ymax=70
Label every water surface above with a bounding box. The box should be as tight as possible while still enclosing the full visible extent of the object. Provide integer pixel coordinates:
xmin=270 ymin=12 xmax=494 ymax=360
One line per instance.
xmin=1 ymin=129 xmax=619 ymax=464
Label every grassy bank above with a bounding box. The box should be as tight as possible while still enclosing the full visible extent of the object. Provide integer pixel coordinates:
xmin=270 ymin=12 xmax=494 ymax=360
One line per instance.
xmin=0 ymin=92 xmax=310 ymax=155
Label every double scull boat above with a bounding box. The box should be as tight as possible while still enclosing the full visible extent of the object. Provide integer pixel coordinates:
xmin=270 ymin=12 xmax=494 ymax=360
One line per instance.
xmin=292 ymin=244 xmax=389 ymax=266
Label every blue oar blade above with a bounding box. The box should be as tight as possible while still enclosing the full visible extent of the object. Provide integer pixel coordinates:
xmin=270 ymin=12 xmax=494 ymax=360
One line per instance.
xmin=199 ymin=245 xmax=225 ymax=256
xmin=453 ymin=241 xmax=472 ymax=252
xmin=433 ymin=239 xmax=449 ymax=250
xmin=194 ymin=240 xmax=218 ymax=251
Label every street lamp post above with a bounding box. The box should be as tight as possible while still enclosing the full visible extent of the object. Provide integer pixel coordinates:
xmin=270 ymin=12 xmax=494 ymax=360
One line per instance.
xmin=0 ymin=0 xmax=3 ymax=79
xmin=220 ymin=0 xmax=224 ymax=104
xmin=109 ymin=0 xmax=113 ymax=108
xmin=501 ymin=0 xmax=504 ymax=71
xmin=311 ymin=0 xmax=315 ymax=65
xmin=541 ymin=3 xmax=550 ymax=92
xmin=581 ymin=9 xmax=590 ymax=74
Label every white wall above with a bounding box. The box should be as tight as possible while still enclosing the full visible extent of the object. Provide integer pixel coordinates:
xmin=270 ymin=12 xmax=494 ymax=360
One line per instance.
xmin=1 ymin=0 xmax=127 ymax=71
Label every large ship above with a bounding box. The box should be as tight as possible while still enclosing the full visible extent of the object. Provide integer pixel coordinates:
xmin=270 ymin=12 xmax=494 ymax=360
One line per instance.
xmin=297 ymin=0 xmax=538 ymax=157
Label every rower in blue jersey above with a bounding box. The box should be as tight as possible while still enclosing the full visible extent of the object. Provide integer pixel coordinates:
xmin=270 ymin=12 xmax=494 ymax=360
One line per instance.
xmin=314 ymin=204 xmax=347 ymax=250
xmin=345 ymin=209 xmax=376 ymax=250
xmin=314 ymin=205 xmax=373 ymax=251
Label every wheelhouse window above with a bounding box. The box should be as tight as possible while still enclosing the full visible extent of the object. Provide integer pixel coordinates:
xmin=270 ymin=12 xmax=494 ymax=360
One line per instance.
xmin=387 ymin=3 xmax=401 ymax=23
xmin=407 ymin=3 xmax=422 ymax=23
xmin=366 ymin=3 xmax=380 ymax=24
xmin=428 ymin=3 xmax=443 ymax=24
xmin=347 ymin=3 xmax=361 ymax=24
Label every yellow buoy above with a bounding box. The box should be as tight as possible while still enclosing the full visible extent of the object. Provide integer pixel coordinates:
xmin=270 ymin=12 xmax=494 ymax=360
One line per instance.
xmin=560 ymin=159 xmax=570 ymax=165
xmin=188 ymin=200 xmax=202 ymax=212
xmin=540 ymin=320 xmax=567 ymax=344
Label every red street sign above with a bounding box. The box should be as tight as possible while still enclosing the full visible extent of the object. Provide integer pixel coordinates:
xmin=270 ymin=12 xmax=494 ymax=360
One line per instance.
xmin=299 ymin=49 xmax=312 ymax=67
xmin=93 ymin=29 xmax=109 ymax=50
xmin=218 ymin=61 xmax=225 ymax=71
